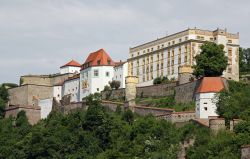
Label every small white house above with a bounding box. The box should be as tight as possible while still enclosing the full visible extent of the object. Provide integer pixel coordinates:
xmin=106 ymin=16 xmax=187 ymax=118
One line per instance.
xmin=80 ymin=49 xmax=115 ymax=99
xmin=113 ymin=61 xmax=128 ymax=88
xmin=62 ymin=74 xmax=80 ymax=102
xmin=195 ymin=77 xmax=225 ymax=119
xmin=60 ymin=60 xmax=81 ymax=74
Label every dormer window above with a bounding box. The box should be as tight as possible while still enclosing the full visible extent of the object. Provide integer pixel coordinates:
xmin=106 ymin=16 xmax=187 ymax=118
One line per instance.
xmin=97 ymin=60 xmax=101 ymax=65
xmin=107 ymin=60 xmax=111 ymax=65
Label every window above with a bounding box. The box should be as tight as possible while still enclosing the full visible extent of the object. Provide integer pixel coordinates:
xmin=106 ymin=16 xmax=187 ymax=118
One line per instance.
xmin=179 ymin=38 xmax=182 ymax=43
xmin=137 ymin=52 xmax=140 ymax=56
xmin=107 ymin=60 xmax=111 ymax=65
xmin=204 ymin=107 xmax=208 ymax=111
xmin=97 ymin=88 xmax=99 ymax=91
xmin=106 ymin=71 xmax=110 ymax=77
xmin=97 ymin=60 xmax=101 ymax=65
xmin=185 ymin=36 xmax=188 ymax=40
xmin=228 ymin=39 xmax=232 ymax=43
xmin=94 ymin=70 xmax=99 ymax=77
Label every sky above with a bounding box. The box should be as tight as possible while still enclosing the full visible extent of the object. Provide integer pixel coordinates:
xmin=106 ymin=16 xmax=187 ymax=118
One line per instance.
xmin=0 ymin=0 xmax=250 ymax=84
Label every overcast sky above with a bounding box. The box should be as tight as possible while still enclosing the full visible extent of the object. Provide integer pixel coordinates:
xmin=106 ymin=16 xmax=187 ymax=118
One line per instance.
xmin=0 ymin=0 xmax=249 ymax=84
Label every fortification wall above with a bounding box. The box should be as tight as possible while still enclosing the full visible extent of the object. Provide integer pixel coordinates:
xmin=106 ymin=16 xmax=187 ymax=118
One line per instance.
xmin=136 ymin=82 xmax=176 ymax=98
xmin=5 ymin=105 xmax=41 ymax=125
xmin=101 ymin=88 xmax=125 ymax=101
xmin=8 ymin=84 xmax=53 ymax=106
xmin=209 ymin=118 xmax=226 ymax=132
xmin=133 ymin=105 xmax=174 ymax=116
xmin=175 ymin=80 xmax=201 ymax=103
xmin=21 ymin=73 xmax=73 ymax=86
xmin=241 ymin=145 xmax=250 ymax=159
xmin=157 ymin=111 xmax=195 ymax=123
xmin=27 ymin=85 xmax=53 ymax=106
xmin=101 ymin=100 xmax=124 ymax=111
xmin=8 ymin=85 xmax=28 ymax=106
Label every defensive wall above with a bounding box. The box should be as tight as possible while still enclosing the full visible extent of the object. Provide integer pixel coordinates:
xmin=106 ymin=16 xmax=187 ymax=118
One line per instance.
xmin=8 ymin=84 xmax=53 ymax=106
xmin=156 ymin=111 xmax=196 ymax=123
xmin=5 ymin=105 xmax=41 ymax=125
xmin=20 ymin=73 xmax=74 ymax=86
xmin=241 ymin=145 xmax=250 ymax=159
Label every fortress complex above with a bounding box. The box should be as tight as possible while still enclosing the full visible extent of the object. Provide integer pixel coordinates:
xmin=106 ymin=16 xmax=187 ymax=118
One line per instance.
xmin=128 ymin=28 xmax=239 ymax=86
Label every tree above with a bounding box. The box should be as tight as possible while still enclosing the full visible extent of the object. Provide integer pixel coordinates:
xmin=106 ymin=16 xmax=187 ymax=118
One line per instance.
xmin=103 ymin=85 xmax=111 ymax=91
xmin=193 ymin=42 xmax=228 ymax=78
xmin=153 ymin=76 xmax=170 ymax=85
xmin=0 ymin=85 xmax=9 ymax=102
xmin=0 ymin=98 xmax=5 ymax=118
xmin=239 ymin=47 xmax=250 ymax=73
xmin=109 ymin=80 xmax=121 ymax=89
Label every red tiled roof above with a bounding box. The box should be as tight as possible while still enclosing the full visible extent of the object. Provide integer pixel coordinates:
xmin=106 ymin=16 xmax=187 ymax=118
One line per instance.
xmin=81 ymin=49 xmax=115 ymax=70
xmin=196 ymin=77 xmax=225 ymax=93
xmin=60 ymin=60 xmax=81 ymax=68
xmin=114 ymin=61 xmax=126 ymax=67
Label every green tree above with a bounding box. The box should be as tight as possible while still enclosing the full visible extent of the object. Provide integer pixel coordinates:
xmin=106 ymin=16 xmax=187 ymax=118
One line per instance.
xmin=193 ymin=42 xmax=228 ymax=78
xmin=109 ymin=80 xmax=121 ymax=89
xmin=0 ymin=85 xmax=9 ymax=102
xmin=0 ymin=98 xmax=5 ymax=118
xmin=239 ymin=47 xmax=250 ymax=73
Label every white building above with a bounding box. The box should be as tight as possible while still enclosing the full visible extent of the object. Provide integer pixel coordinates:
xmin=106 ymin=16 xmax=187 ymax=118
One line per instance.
xmin=60 ymin=60 xmax=81 ymax=74
xmin=195 ymin=77 xmax=225 ymax=119
xmin=80 ymin=49 xmax=115 ymax=99
xmin=128 ymin=28 xmax=239 ymax=87
xmin=113 ymin=61 xmax=128 ymax=88
xmin=61 ymin=74 xmax=80 ymax=102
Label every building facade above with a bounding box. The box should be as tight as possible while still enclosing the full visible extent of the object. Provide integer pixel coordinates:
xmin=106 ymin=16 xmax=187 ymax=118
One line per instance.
xmin=128 ymin=28 xmax=239 ymax=86
xmin=195 ymin=77 xmax=225 ymax=119
xmin=60 ymin=60 xmax=81 ymax=74
xmin=113 ymin=62 xmax=128 ymax=88
xmin=62 ymin=74 xmax=80 ymax=102
xmin=80 ymin=49 xmax=115 ymax=99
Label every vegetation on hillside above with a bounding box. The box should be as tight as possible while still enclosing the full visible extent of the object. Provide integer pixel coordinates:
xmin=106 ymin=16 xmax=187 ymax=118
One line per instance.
xmin=239 ymin=47 xmax=250 ymax=74
xmin=0 ymin=85 xmax=8 ymax=118
xmin=217 ymin=81 xmax=250 ymax=121
xmin=136 ymin=96 xmax=195 ymax=112
xmin=193 ymin=42 xmax=228 ymax=78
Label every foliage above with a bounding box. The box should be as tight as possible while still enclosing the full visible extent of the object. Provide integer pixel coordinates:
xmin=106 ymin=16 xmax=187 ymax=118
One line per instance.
xmin=217 ymin=81 xmax=250 ymax=121
xmin=239 ymin=47 xmax=250 ymax=74
xmin=109 ymin=80 xmax=121 ymax=89
xmin=136 ymin=96 xmax=195 ymax=112
xmin=1 ymin=83 xmax=18 ymax=89
xmin=193 ymin=42 xmax=228 ymax=78
xmin=0 ymin=85 xmax=8 ymax=118
xmin=103 ymin=85 xmax=111 ymax=91
xmin=153 ymin=76 xmax=170 ymax=85
xmin=86 ymin=93 xmax=101 ymax=106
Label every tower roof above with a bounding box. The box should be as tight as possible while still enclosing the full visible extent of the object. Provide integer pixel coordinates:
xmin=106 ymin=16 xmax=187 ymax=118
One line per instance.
xmin=196 ymin=77 xmax=225 ymax=93
xmin=81 ymin=49 xmax=115 ymax=70
xmin=60 ymin=60 xmax=81 ymax=68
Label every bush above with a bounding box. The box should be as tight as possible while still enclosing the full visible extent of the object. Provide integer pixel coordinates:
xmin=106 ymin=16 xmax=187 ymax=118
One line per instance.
xmin=153 ymin=76 xmax=170 ymax=85
xmin=109 ymin=80 xmax=121 ymax=89
xmin=103 ymin=85 xmax=111 ymax=91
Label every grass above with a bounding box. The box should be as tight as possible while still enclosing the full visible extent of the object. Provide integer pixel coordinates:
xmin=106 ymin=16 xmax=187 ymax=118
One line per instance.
xmin=135 ymin=96 xmax=195 ymax=112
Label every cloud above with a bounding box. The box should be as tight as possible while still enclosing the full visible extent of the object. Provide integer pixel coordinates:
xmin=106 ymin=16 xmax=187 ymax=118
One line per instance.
xmin=0 ymin=0 xmax=249 ymax=83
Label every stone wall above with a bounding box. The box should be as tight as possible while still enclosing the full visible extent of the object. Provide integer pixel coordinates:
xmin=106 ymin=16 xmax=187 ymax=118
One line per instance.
xmin=209 ymin=118 xmax=226 ymax=133
xmin=136 ymin=82 xmax=176 ymax=98
xmin=175 ymin=80 xmax=201 ymax=103
xmin=21 ymin=73 xmax=73 ymax=86
xmin=157 ymin=111 xmax=196 ymax=123
xmin=8 ymin=85 xmax=28 ymax=105
xmin=5 ymin=105 xmax=41 ymax=125
xmin=241 ymin=145 xmax=250 ymax=159
xmin=133 ymin=105 xmax=174 ymax=116
xmin=101 ymin=88 xmax=125 ymax=101
xmin=101 ymin=100 xmax=124 ymax=111
xmin=8 ymin=84 xmax=53 ymax=106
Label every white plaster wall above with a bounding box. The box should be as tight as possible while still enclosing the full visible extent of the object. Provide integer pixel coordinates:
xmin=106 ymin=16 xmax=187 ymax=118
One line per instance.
xmin=39 ymin=98 xmax=53 ymax=119
xmin=53 ymin=86 xmax=62 ymax=101
xmin=60 ymin=66 xmax=80 ymax=74
xmin=113 ymin=62 xmax=128 ymax=88
xmin=195 ymin=92 xmax=219 ymax=119
xmin=80 ymin=66 xmax=114 ymax=99
xmin=62 ymin=78 xmax=80 ymax=102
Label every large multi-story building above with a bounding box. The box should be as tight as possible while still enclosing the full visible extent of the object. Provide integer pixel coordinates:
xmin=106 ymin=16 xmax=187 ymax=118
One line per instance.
xmin=128 ymin=28 xmax=239 ymax=86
